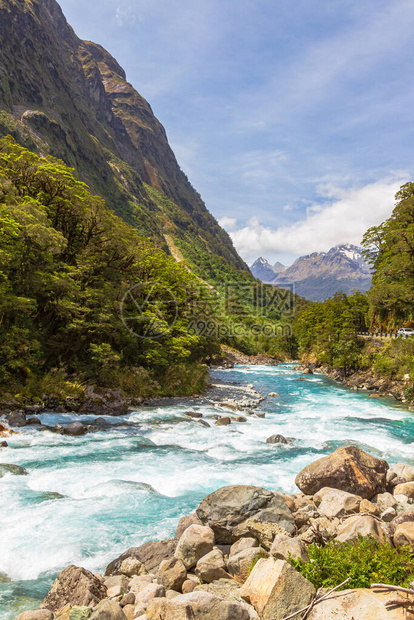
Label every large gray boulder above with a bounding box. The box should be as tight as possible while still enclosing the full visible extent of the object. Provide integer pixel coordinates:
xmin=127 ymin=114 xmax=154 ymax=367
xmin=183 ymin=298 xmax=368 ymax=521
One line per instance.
xmin=105 ymin=539 xmax=176 ymax=576
xmin=295 ymin=446 xmax=388 ymax=499
xmin=196 ymin=486 xmax=295 ymax=544
xmin=40 ymin=565 xmax=107 ymax=613
xmin=146 ymin=590 xmax=250 ymax=620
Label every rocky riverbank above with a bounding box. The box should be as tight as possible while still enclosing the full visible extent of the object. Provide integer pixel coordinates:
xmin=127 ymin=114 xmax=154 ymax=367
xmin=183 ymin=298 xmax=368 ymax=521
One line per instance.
xmin=298 ymin=361 xmax=413 ymax=407
xmin=14 ymin=445 xmax=414 ymax=620
xmin=0 ymin=376 xmax=267 ymax=440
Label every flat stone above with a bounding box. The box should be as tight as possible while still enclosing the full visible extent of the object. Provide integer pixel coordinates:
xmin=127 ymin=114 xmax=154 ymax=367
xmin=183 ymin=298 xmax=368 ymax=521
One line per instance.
xmin=317 ymin=488 xmax=361 ymax=518
xmin=307 ymin=588 xmax=407 ymax=619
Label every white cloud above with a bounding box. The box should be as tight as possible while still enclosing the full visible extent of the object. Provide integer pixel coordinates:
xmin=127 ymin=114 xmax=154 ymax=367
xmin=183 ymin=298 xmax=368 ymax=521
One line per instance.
xmin=115 ymin=5 xmax=138 ymax=26
xmin=225 ymin=177 xmax=406 ymax=262
xmin=218 ymin=216 xmax=237 ymax=231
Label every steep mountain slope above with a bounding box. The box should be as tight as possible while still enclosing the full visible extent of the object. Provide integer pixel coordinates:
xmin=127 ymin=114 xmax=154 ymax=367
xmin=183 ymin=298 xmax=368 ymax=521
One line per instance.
xmin=252 ymin=244 xmax=372 ymax=300
xmin=0 ymin=0 xmax=247 ymax=277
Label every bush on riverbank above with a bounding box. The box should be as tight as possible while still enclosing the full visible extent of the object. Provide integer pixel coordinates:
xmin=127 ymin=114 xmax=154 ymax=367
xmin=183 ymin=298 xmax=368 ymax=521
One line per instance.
xmin=290 ymin=536 xmax=414 ymax=590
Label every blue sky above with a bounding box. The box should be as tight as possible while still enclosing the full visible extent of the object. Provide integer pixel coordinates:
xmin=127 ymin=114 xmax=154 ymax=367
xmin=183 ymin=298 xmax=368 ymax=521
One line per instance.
xmin=58 ymin=0 xmax=414 ymax=265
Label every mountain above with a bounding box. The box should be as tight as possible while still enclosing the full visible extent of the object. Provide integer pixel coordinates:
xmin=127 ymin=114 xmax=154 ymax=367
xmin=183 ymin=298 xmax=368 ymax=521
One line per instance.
xmin=250 ymin=257 xmax=282 ymax=283
xmin=252 ymin=244 xmax=372 ymax=301
xmin=0 ymin=0 xmax=248 ymax=279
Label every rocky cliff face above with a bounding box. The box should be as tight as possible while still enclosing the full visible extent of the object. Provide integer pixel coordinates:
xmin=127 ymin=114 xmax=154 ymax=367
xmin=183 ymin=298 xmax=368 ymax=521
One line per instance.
xmin=251 ymin=244 xmax=371 ymax=300
xmin=0 ymin=0 xmax=247 ymax=275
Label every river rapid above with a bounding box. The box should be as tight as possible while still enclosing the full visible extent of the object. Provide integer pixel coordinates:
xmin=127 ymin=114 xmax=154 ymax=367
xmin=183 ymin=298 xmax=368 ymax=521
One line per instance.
xmin=1 ymin=364 xmax=414 ymax=618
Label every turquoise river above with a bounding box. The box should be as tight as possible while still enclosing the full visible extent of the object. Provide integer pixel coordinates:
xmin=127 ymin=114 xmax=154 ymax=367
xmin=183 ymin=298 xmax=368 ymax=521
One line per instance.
xmin=1 ymin=364 xmax=414 ymax=618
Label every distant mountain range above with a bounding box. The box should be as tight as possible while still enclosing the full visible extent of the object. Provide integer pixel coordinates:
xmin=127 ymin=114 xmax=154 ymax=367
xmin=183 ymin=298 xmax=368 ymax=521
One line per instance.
xmin=250 ymin=244 xmax=372 ymax=301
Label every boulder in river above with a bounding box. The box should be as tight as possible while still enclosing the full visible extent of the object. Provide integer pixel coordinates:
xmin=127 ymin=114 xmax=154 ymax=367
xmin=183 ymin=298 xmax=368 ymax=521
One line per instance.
xmin=266 ymin=434 xmax=290 ymax=445
xmin=0 ymin=440 xmax=8 ymax=447
xmin=295 ymin=446 xmax=388 ymax=499
xmin=27 ymin=416 xmax=41 ymax=425
xmin=0 ymin=463 xmax=28 ymax=477
xmin=40 ymin=565 xmax=107 ymax=613
xmin=105 ymin=539 xmax=176 ymax=576
xmin=64 ymin=422 xmax=85 ymax=436
xmin=196 ymin=486 xmax=295 ymax=544
xmin=215 ymin=417 xmax=231 ymax=426
xmin=4 ymin=410 xmax=26 ymax=427
xmin=184 ymin=411 xmax=203 ymax=418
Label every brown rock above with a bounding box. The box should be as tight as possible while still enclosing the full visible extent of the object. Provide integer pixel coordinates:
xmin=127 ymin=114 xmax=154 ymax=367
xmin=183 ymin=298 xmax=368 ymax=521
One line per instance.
xmin=158 ymin=557 xmax=187 ymax=591
xmin=295 ymin=446 xmax=388 ymax=499
xmin=317 ymin=488 xmax=361 ymax=518
xmin=389 ymin=510 xmax=414 ymax=536
xmin=215 ymin=417 xmax=231 ymax=426
xmin=181 ymin=579 xmax=196 ymax=594
xmin=195 ymin=548 xmax=230 ymax=583
xmin=119 ymin=557 xmax=146 ymax=577
xmin=120 ymin=592 xmax=135 ymax=607
xmin=229 ymin=538 xmax=258 ymax=557
xmin=359 ymin=498 xmax=381 ymax=516
xmin=174 ymin=513 xmax=202 ymax=541
xmin=146 ymin=591 xmax=250 ymax=620
xmin=197 ymin=486 xmax=295 ymax=544
xmin=40 ymin=565 xmax=107 ymax=613
xmin=239 ymin=557 xmax=315 ymax=620
xmin=307 ymin=588 xmax=407 ymax=619
xmin=394 ymin=482 xmax=414 ymax=499
xmin=335 ymin=515 xmax=390 ymax=544
xmin=270 ymin=535 xmax=308 ymax=562
xmin=89 ymin=600 xmax=127 ymax=619
xmin=63 ymin=422 xmax=85 ymax=436
xmin=121 ymin=604 xmax=134 ymax=620
xmin=105 ymin=539 xmax=176 ymax=576
xmin=14 ymin=612 xmax=53 ymax=620
xmin=227 ymin=547 xmax=268 ymax=584
xmin=393 ymin=522 xmax=414 ymax=548
xmin=134 ymin=583 xmax=166 ymax=609
xmin=174 ymin=524 xmax=215 ymax=569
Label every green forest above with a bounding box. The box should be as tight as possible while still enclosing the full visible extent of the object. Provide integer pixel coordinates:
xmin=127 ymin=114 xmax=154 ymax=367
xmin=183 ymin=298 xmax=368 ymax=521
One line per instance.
xmin=0 ymin=136 xmax=295 ymax=400
xmin=293 ymin=183 xmax=414 ymax=386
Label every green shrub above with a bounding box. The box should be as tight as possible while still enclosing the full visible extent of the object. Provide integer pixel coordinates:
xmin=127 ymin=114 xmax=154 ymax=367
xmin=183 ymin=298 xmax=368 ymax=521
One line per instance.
xmin=290 ymin=537 xmax=414 ymax=590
